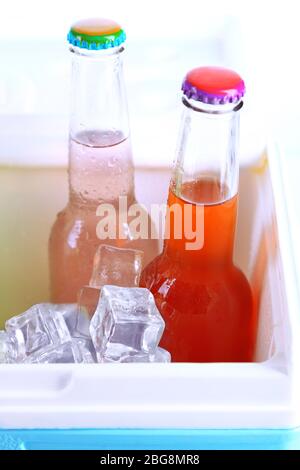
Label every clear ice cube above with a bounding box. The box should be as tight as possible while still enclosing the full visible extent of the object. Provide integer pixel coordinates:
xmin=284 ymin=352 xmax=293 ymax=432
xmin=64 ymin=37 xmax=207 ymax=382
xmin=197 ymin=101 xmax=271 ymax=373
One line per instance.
xmin=24 ymin=342 xmax=75 ymax=364
xmin=152 ymin=347 xmax=171 ymax=363
xmin=5 ymin=304 xmax=71 ymax=362
xmin=52 ymin=301 xmax=91 ymax=338
xmin=0 ymin=331 xmax=15 ymax=363
xmin=52 ymin=303 xmax=97 ymax=361
xmin=24 ymin=338 xmax=95 ymax=364
xmin=90 ymin=286 xmax=165 ymax=363
xmin=73 ymin=337 xmax=96 ymax=363
xmin=50 ymin=303 xmax=79 ymax=336
xmin=103 ymin=347 xmax=171 ymax=363
xmin=89 ymin=245 xmax=144 ymax=288
xmin=77 ymin=286 xmax=101 ymax=323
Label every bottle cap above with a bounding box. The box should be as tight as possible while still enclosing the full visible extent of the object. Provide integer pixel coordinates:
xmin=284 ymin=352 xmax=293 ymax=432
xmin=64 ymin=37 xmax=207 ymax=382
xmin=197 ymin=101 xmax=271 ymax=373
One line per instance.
xmin=68 ymin=18 xmax=126 ymax=50
xmin=182 ymin=66 xmax=245 ymax=105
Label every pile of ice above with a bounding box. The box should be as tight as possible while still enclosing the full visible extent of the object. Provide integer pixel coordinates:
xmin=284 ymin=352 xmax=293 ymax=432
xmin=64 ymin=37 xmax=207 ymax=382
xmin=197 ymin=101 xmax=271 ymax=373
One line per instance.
xmin=0 ymin=245 xmax=170 ymax=364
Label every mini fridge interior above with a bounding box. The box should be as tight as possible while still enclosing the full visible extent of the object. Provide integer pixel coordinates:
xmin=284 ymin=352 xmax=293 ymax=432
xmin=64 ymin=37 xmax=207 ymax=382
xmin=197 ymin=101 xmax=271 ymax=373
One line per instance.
xmin=0 ymin=125 xmax=300 ymax=449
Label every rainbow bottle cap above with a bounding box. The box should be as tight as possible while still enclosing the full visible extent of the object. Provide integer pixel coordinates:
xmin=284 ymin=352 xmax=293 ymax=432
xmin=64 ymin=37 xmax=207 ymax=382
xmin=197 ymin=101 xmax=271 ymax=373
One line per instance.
xmin=67 ymin=18 xmax=126 ymax=50
xmin=182 ymin=66 xmax=245 ymax=105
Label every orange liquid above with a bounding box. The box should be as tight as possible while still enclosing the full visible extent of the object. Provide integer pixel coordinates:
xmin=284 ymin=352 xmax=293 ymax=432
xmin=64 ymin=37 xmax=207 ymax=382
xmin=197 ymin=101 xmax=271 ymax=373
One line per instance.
xmin=141 ymin=179 xmax=256 ymax=362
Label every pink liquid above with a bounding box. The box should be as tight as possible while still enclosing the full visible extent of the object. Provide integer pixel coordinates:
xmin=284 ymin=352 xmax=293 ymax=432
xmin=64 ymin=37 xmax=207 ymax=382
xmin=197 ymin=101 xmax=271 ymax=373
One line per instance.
xmin=69 ymin=130 xmax=134 ymax=204
xmin=49 ymin=130 xmax=159 ymax=303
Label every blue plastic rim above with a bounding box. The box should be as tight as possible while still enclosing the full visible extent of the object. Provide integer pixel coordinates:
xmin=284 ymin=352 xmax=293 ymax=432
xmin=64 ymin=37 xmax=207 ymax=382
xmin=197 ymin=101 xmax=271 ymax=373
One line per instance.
xmin=1 ymin=428 xmax=300 ymax=450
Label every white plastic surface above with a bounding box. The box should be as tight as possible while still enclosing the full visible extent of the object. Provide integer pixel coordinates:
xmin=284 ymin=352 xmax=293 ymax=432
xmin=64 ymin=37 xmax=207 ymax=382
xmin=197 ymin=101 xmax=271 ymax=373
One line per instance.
xmin=0 ymin=142 xmax=300 ymax=429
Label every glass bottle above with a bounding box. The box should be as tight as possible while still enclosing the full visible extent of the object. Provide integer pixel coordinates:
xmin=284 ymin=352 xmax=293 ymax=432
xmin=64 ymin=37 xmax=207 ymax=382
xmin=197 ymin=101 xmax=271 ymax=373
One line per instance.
xmin=49 ymin=19 xmax=158 ymax=303
xmin=141 ymin=66 xmax=257 ymax=362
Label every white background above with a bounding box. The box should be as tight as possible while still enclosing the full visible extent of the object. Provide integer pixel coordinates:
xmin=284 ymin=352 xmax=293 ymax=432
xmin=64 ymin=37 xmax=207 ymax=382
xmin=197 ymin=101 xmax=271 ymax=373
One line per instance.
xmin=0 ymin=0 xmax=299 ymax=163
xmin=0 ymin=0 xmax=300 ymax=150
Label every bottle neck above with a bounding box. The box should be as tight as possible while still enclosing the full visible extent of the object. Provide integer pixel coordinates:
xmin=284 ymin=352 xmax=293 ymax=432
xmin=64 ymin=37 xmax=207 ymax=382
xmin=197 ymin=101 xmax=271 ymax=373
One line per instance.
xmin=172 ymin=97 xmax=241 ymax=202
xmin=69 ymin=46 xmax=130 ymax=140
xmin=68 ymin=47 xmax=134 ymax=207
xmin=165 ymin=97 xmax=241 ymax=264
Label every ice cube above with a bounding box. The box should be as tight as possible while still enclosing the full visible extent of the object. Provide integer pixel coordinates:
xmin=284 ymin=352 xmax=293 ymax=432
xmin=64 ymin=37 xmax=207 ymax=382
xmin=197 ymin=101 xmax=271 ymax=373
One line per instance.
xmin=24 ymin=338 xmax=95 ymax=364
xmin=52 ymin=301 xmax=91 ymax=338
xmin=52 ymin=303 xmax=97 ymax=361
xmin=152 ymin=347 xmax=171 ymax=363
xmin=24 ymin=341 xmax=75 ymax=364
xmin=102 ymin=347 xmax=171 ymax=363
xmin=49 ymin=303 xmax=80 ymax=336
xmin=0 ymin=331 xmax=16 ymax=363
xmin=5 ymin=304 xmax=71 ymax=362
xmin=90 ymin=286 xmax=165 ymax=363
xmin=73 ymin=337 xmax=96 ymax=363
xmin=77 ymin=286 xmax=101 ymax=323
xmin=89 ymin=245 xmax=143 ymax=288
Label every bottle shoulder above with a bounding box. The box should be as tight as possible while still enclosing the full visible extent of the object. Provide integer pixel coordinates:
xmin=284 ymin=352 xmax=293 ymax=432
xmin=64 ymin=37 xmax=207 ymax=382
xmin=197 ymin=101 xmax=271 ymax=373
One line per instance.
xmin=142 ymin=253 xmax=252 ymax=295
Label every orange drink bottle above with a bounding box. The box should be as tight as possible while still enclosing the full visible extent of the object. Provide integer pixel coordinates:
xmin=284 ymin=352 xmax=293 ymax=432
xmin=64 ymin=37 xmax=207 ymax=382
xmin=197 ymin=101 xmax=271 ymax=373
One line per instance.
xmin=49 ymin=19 xmax=158 ymax=302
xmin=141 ymin=67 xmax=257 ymax=362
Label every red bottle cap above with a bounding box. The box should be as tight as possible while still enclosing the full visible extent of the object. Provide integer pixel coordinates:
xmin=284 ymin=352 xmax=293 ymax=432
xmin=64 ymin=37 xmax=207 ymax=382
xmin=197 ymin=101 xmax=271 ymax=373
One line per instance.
xmin=182 ymin=66 xmax=245 ymax=105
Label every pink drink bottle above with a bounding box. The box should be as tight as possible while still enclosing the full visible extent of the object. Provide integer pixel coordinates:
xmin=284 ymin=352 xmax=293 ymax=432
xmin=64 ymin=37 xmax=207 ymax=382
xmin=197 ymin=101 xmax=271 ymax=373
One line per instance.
xmin=49 ymin=19 xmax=158 ymax=302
